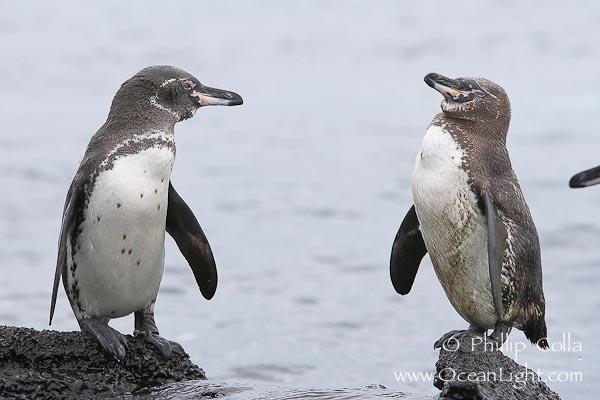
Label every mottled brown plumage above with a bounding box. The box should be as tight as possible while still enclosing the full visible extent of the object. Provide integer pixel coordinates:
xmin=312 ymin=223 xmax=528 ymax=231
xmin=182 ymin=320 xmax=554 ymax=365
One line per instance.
xmin=391 ymin=74 xmax=547 ymax=348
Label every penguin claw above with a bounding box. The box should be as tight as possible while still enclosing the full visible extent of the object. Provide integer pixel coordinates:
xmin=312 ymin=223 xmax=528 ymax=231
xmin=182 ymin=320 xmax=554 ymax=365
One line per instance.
xmin=107 ymin=342 xmax=127 ymax=361
xmin=487 ymin=322 xmax=511 ymax=350
xmin=135 ymin=330 xmax=187 ymax=358
xmin=79 ymin=319 xmax=129 ymax=361
xmin=98 ymin=334 xmax=128 ymax=362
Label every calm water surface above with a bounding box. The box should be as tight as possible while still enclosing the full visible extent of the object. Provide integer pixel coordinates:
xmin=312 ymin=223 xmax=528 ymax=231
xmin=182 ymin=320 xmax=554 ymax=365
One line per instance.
xmin=1 ymin=1 xmax=599 ymax=398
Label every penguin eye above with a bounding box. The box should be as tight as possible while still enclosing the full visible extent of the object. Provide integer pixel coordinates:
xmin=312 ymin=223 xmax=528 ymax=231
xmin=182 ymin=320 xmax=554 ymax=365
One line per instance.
xmin=181 ymin=80 xmax=195 ymax=91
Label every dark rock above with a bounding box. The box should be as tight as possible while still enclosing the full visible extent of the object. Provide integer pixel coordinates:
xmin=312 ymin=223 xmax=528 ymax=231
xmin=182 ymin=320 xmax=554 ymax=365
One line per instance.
xmin=435 ymin=331 xmax=560 ymax=400
xmin=0 ymin=325 xmax=562 ymax=400
xmin=0 ymin=325 xmax=206 ymax=399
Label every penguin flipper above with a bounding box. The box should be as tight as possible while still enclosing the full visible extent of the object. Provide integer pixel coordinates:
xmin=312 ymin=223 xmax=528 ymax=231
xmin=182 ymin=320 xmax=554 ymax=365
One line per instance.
xmin=482 ymin=191 xmax=508 ymax=320
xmin=50 ymin=181 xmax=80 ymax=325
xmin=390 ymin=205 xmax=428 ymax=295
xmin=166 ymin=182 xmax=218 ymax=300
xmin=569 ymin=164 xmax=600 ymax=188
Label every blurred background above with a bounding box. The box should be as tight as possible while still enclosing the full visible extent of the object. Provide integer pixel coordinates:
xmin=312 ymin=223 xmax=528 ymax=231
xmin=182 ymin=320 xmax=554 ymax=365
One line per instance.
xmin=0 ymin=1 xmax=599 ymax=398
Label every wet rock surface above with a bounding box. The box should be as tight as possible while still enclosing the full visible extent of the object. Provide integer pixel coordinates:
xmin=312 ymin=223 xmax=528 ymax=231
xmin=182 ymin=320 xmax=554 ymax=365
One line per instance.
xmin=0 ymin=325 xmax=206 ymax=399
xmin=435 ymin=331 xmax=561 ymax=400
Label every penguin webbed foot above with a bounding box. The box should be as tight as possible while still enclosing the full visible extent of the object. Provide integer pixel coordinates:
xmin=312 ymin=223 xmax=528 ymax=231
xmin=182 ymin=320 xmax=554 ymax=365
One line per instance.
xmin=434 ymin=326 xmax=485 ymax=349
xmin=80 ymin=318 xmax=129 ymax=362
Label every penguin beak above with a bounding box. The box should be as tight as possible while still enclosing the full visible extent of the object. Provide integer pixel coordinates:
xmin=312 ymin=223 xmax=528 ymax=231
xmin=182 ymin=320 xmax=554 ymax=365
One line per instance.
xmin=424 ymin=73 xmax=462 ymax=99
xmin=190 ymin=84 xmax=243 ymax=107
xmin=569 ymin=165 xmax=600 ymax=188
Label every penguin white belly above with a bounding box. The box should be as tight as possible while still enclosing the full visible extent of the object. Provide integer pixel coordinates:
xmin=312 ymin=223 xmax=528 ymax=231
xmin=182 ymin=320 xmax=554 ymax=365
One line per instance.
xmin=412 ymin=125 xmax=496 ymax=329
xmin=67 ymin=145 xmax=174 ymax=319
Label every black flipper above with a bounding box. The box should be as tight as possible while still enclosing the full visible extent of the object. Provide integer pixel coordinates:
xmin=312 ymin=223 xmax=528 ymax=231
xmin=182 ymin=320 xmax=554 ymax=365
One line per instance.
xmin=49 ymin=183 xmax=80 ymax=325
xmin=390 ymin=205 xmax=428 ymax=295
xmin=569 ymin=164 xmax=600 ymax=188
xmin=482 ymin=191 xmax=508 ymax=321
xmin=166 ymin=182 xmax=218 ymax=300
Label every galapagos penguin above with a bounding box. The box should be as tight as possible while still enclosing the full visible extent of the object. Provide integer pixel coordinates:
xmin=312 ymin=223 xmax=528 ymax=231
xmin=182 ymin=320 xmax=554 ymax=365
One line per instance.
xmin=390 ymin=73 xmax=548 ymax=349
xmin=49 ymin=65 xmax=243 ymax=360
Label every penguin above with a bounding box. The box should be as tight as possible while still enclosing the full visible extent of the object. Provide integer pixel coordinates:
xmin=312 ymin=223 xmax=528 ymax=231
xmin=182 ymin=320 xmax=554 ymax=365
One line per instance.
xmin=390 ymin=73 xmax=548 ymax=349
xmin=570 ymin=165 xmax=600 ymax=188
xmin=49 ymin=65 xmax=243 ymax=360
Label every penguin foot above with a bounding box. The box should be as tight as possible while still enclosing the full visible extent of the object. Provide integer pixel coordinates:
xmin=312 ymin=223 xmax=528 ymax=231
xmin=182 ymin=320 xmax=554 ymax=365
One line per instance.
xmin=434 ymin=326 xmax=485 ymax=349
xmin=134 ymin=307 xmax=186 ymax=358
xmin=134 ymin=330 xmax=186 ymax=358
xmin=487 ymin=322 xmax=512 ymax=350
xmin=79 ymin=319 xmax=128 ymax=361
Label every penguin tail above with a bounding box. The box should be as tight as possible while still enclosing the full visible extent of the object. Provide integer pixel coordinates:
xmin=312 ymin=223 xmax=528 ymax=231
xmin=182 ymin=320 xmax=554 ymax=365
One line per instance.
xmin=521 ymin=298 xmax=548 ymax=349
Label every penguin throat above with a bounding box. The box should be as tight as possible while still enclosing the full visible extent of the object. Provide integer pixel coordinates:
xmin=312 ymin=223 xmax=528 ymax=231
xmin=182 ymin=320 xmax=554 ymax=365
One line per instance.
xmin=149 ymin=94 xmax=183 ymax=121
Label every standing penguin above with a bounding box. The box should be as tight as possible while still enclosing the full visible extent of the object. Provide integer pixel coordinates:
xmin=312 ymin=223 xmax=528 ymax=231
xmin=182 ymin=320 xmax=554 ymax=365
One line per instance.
xmin=390 ymin=73 xmax=548 ymax=349
xmin=50 ymin=66 xmax=243 ymax=360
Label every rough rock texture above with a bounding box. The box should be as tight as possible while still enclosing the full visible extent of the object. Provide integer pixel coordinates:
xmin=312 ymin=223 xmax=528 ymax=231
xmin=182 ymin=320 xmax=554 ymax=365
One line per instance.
xmin=0 ymin=326 xmax=562 ymax=399
xmin=435 ymin=332 xmax=561 ymax=400
xmin=0 ymin=325 xmax=206 ymax=399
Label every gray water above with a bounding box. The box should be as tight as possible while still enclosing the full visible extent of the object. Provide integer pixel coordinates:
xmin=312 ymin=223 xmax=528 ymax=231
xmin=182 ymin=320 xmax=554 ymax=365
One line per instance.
xmin=0 ymin=1 xmax=599 ymax=399
xmin=118 ymin=381 xmax=428 ymax=400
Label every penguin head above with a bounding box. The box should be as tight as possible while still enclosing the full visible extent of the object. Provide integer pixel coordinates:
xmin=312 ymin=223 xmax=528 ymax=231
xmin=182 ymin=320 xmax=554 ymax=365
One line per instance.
xmin=424 ymin=73 xmax=510 ymax=125
xmin=112 ymin=65 xmax=243 ymax=122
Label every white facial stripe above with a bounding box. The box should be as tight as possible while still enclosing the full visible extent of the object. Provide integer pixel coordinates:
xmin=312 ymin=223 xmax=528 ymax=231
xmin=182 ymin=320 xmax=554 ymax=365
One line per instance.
xmin=160 ymin=78 xmax=176 ymax=87
xmin=149 ymin=95 xmax=181 ymax=119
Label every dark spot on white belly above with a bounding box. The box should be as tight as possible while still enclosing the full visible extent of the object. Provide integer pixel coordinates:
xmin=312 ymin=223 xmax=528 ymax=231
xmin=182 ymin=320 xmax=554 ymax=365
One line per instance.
xmin=121 ymin=248 xmax=125 ymax=254
xmin=157 ymin=204 xmax=161 ymax=210
xmin=140 ymin=193 xmax=144 ymax=199
xmin=154 ymin=189 xmax=158 ymax=194
xmin=117 ymin=203 xmax=122 ymax=208
xmin=122 ymin=234 xmax=126 ymax=240
xmin=137 ymin=260 xmax=141 ymax=266
xmin=97 ymin=216 xmax=101 ymax=222
xmin=128 ymin=248 xmax=133 ymax=255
